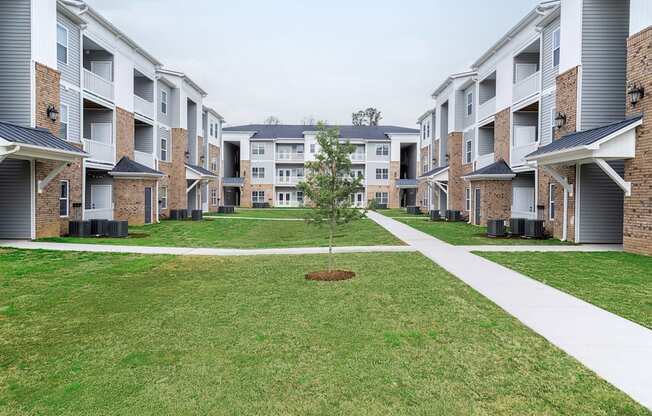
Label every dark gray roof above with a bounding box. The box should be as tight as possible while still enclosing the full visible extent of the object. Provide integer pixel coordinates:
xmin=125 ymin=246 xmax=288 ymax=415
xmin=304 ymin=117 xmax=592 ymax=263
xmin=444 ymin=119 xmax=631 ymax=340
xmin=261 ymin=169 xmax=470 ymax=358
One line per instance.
xmin=0 ymin=120 xmax=86 ymax=154
xmin=527 ymin=115 xmax=643 ymax=158
xmin=112 ymin=156 xmax=163 ymax=176
xmin=186 ymin=163 xmax=218 ymax=177
xmin=464 ymin=159 xmax=514 ymax=177
xmin=419 ymin=166 xmax=448 ymax=178
xmin=222 ymin=124 xmax=419 ymax=140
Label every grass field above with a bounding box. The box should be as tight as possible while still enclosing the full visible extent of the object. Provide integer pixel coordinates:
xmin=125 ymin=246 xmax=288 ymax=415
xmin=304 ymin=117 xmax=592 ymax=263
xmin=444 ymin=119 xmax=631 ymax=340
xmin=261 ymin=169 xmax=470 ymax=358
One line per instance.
xmin=41 ymin=215 xmax=403 ymax=249
xmin=204 ymin=208 xmax=312 ymax=219
xmin=478 ymin=251 xmax=652 ymax=329
xmin=0 ymin=249 xmax=647 ymax=415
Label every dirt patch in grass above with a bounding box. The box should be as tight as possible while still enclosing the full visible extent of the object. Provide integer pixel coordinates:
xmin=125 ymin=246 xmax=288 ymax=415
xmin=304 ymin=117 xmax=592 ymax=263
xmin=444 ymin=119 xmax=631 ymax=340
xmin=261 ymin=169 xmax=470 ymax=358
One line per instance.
xmin=305 ymin=270 xmax=355 ymax=281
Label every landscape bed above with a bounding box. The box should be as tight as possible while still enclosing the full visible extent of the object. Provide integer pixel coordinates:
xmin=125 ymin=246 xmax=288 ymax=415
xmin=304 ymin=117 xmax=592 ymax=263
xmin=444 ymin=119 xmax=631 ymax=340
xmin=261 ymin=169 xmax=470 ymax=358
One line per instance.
xmin=0 ymin=249 xmax=647 ymax=415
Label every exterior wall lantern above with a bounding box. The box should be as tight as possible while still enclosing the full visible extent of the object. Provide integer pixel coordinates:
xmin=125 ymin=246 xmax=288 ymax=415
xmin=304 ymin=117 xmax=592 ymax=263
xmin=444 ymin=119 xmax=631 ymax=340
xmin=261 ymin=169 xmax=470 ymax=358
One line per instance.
xmin=46 ymin=105 xmax=59 ymax=122
xmin=555 ymin=112 xmax=567 ymax=129
xmin=628 ymin=82 xmax=645 ymax=107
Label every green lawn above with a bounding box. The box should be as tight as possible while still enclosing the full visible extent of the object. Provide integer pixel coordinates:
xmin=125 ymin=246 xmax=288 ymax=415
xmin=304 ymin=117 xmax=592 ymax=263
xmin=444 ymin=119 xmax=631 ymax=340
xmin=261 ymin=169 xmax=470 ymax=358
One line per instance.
xmin=205 ymin=208 xmax=313 ymax=219
xmin=377 ymin=208 xmax=427 ymax=218
xmin=394 ymin=218 xmax=570 ymax=246
xmin=478 ymin=252 xmax=652 ymax=329
xmin=1 ymin=250 xmax=648 ymax=415
xmin=41 ymin=217 xmax=403 ymax=249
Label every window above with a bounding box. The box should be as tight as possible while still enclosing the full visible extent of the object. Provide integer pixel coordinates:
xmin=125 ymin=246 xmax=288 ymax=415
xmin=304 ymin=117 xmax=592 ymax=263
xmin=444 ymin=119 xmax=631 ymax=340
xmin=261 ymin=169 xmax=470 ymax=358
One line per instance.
xmin=59 ymin=103 xmax=69 ymax=140
xmin=160 ymin=186 xmax=168 ymax=209
xmin=423 ymin=163 xmax=429 ymax=175
xmin=426 ymin=122 xmax=430 ymax=139
xmin=296 ymin=168 xmax=304 ymax=178
xmin=59 ymin=181 xmax=69 ymax=217
xmin=210 ymin=158 xmax=218 ymax=172
xmin=252 ymin=143 xmax=265 ymax=156
xmin=310 ymin=143 xmax=316 ymax=153
xmin=550 ymin=106 xmax=557 ymax=140
xmin=467 ymin=92 xmax=473 ymax=116
xmin=56 ymin=24 xmax=68 ymax=64
xmin=465 ymin=187 xmax=471 ymax=211
xmin=160 ymin=135 xmax=168 ymax=161
xmin=252 ymin=167 xmax=265 ymax=179
xmin=297 ymin=191 xmax=304 ymax=205
xmin=252 ymin=191 xmax=265 ymax=203
xmin=376 ymin=144 xmax=389 ymax=156
xmin=211 ymin=188 xmax=218 ymax=206
xmin=376 ymin=168 xmax=389 ymax=180
xmin=549 ymin=183 xmax=556 ymax=220
xmin=375 ymin=192 xmax=388 ymax=205
xmin=210 ymin=123 xmax=214 ymax=137
xmin=465 ymin=139 xmax=472 ymax=164
xmin=552 ymin=28 xmax=561 ymax=67
xmin=296 ymin=144 xmax=304 ymax=154
xmin=161 ymin=90 xmax=168 ymax=114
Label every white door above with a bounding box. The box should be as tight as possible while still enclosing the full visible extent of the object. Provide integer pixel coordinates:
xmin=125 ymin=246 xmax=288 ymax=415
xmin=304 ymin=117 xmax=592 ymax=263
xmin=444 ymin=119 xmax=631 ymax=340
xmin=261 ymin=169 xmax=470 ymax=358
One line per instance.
xmin=512 ymin=187 xmax=535 ymax=218
xmin=90 ymin=185 xmax=112 ymax=209
xmin=356 ymin=192 xmax=364 ymax=208
xmin=91 ymin=61 xmax=113 ymax=81
xmin=91 ymin=122 xmax=112 ymax=144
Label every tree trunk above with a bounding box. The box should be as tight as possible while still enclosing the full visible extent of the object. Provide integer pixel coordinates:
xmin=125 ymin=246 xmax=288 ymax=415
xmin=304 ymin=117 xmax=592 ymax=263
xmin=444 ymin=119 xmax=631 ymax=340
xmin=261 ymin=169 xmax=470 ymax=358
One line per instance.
xmin=328 ymin=219 xmax=334 ymax=272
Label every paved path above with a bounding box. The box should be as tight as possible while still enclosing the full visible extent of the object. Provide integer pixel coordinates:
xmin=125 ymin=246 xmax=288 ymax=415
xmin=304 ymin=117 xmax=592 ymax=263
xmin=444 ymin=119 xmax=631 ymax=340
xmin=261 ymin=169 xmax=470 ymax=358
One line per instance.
xmin=366 ymin=211 xmax=652 ymax=410
xmin=0 ymin=240 xmax=415 ymax=257
xmin=461 ymin=244 xmax=623 ymax=252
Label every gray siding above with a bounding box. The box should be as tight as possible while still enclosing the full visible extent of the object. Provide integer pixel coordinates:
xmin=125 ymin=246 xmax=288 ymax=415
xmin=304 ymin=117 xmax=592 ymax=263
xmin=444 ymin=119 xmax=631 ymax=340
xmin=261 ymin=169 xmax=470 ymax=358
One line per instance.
xmin=366 ymin=161 xmax=390 ymax=185
xmin=60 ymin=87 xmax=81 ymax=142
xmin=135 ymin=125 xmax=154 ymax=153
xmin=539 ymin=91 xmax=556 ymax=146
xmin=462 ymin=85 xmax=475 ymax=129
xmin=250 ymin=141 xmax=274 ymax=160
xmin=454 ymin=91 xmax=466 ymax=131
xmin=134 ymin=76 xmax=154 ymax=102
xmin=250 ymin=161 xmax=274 ymax=184
xmin=366 ymin=142 xmax=390 ymax=162
xmin=157 ymin=83 xmax=172 ymax=126
xmin=0 ymin=0 xmax=31 ymax=126
xmin=57 ymin=13 xmax=81 ymax=87
xmin=158 ymin=126 xmax=171 ymax=161
xmin=0 ymin=159 xmax=31 ymax=239
xmin=581 ymin=0 xmax=630 ymax=130
xmin=463 ymin=129 xmax=474 ymax=164
xmin=477 ymin=126 xmax=494 ymax=155
xmin=541 ymin=17 xmax=561 ymax=90
xmin=479 ymin=79 xmax=496 ymax=104
xmin=83 ymin=109 xmax=113 ymax=140
xmin=579 ymin=162 xmax=624 ymax=243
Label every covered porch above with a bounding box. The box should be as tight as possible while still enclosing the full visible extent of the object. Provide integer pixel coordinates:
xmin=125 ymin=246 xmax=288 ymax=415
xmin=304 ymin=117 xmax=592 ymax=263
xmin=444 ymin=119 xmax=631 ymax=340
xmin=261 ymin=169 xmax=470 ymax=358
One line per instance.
xmin=419 ymin=166 xmax=449 ymax=217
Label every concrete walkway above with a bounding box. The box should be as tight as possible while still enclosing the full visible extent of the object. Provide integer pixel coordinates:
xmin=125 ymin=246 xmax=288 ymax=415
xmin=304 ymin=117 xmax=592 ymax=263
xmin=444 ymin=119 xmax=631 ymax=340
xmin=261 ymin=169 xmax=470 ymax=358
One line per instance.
xmin=366 ymin=211 xmax=652 ymax=410
xmin=0 ymin=240 xmax=415 ymax=257
xmin=461 ymin=244 xmax=623 ymax=252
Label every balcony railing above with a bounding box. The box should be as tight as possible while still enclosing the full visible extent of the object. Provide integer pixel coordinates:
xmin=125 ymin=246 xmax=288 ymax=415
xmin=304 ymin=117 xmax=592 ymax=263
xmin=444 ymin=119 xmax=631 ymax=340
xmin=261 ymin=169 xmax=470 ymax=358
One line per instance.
xmin=350 ymin=152 xmax=365 ymax=162
xmin=223 ymin=177 xmax=245 ymax=187
xmin=475 ymin=152 xmax=495 ymax=170
xmin=83 ymin=138 xmax=114 ymax=164
xmin=276 ymin=176 xmax=304 ymax=186
xmin=513 ymin=71 xmax=540 ymax=104
xmin=134 ymin=150 xmax=155 ymax=169
xmin=276 ymin=152 xmax=304 ymax=162
xmin=83 ymin=69 xmax=114 ymax=102
xmin=84 ymin=207 xmax=114 ymax=220
xmin=276 ymin=199 xmax=303 ymax=207
xmin=477 ymin=97 xmax=496 ymax=122
xmin=511 ymin=209 xmax=537 ymax=220
xmin=134 ymin=94 xmax=155 ymax=120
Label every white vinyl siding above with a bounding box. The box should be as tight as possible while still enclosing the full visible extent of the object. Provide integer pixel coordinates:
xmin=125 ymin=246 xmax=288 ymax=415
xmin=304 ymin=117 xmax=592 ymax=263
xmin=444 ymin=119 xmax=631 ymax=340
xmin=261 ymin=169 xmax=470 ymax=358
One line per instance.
xmin=0 ymin=0 xmax=31 ymax=126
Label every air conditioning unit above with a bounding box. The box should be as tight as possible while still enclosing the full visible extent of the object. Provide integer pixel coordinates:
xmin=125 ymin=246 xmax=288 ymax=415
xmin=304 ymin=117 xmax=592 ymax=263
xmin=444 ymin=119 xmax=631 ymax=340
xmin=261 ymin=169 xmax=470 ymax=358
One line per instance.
xmin=510 ymin=218 xmax=526 ymax=236
xmin=90 ymin=219 xmax=109 ymax=237
xmin=430 ymin=210 xmax=442 ymax=221
xmin=107 ymin=221 xmax=128 ymax=238
xmin=252 ymin=202 xmax=270 ymax=209
xmin=178 ymin=209 xmax=189 ymax=220
xmin=169 ymin=209 xmax=181 ymax=220
xmin=446 ymin=210 xmax=462 ymax=221
xmin=68 ymin=220 xmax=91 ymax=237
xmin=218 ymin=206 xmax=235 ymax=214
xmin=524 ymin=220 xmax=545 ymax=239
xmin=407 ymin=206 xmax=422 ymax=215
xmin=191 ymin=210 xmax=203 ymax=221
xmin=487 ymin=219 xmax=507 ymax=237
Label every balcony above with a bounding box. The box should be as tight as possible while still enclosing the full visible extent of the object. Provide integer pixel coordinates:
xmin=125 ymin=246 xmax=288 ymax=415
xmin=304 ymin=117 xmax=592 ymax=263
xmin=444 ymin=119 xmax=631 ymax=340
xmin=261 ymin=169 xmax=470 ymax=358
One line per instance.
xmin=84 ymin=207 xmax=114 ymax=220
xmin=276 ymin=176 xmax=303 ymax=186
xmin=276 ymin=199 xmax=303 ymax=208
xmin=475 ymin=153 xmax=495 ymax=170
xmin=512 ymin=143 xmax=538 ymax=167
xmin=477 ymin=97 xmax=496 ymax=122
xmin=395 ymin=179 xmax=418 ymax=189
xmin=350 ymin=152 xmax=365 ymax=162
xmin=223 ymin=177 xmax=245 ymax=187
xmin=83 ymin=138 xmax=114 ymax=164
xmin=83 ymin=69 xmax=114 ymax=102
xmin=134 ymin=94 xmax=155 ymax=120
xmin=513 ymin=71 xmax=540 ymax=104
xmin=134 ymin=150 xmax=155 ymax=169
xmin=276 ymin=152 xmax=304 ymax=162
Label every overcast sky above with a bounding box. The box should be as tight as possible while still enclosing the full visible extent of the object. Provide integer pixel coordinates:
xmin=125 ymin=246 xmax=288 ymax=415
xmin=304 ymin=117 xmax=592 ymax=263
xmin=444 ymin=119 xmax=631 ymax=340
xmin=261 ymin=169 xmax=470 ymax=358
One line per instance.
xmin=86 ymin=0 xmax=541 ymax=128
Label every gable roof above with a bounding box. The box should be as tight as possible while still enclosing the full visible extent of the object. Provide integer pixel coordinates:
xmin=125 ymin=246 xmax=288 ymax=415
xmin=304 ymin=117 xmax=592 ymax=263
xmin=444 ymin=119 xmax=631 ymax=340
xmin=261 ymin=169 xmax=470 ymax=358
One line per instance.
xmin=419 ymin=166 xmax=448 ymax=179
xmin=462 ymin=159 xmax=515 ymax=180
xmin=527 ymin=115 xmax=643 ymax=159
xmin=186 ymin=163 xmax=218 ymax=178
xmin=0 ymin=121 xmax=87 ymax=156
xmin=222 ymin=124 xmax=419 ymax=140
xmin=110 ymin=156 xmax=164 ymax=177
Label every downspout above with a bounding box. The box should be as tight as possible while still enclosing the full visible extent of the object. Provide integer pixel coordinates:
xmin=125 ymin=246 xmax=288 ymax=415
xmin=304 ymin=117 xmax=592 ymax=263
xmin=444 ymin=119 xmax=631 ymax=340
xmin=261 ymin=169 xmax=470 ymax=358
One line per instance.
xmin=562 ymin=188 xmax=568 ymax=242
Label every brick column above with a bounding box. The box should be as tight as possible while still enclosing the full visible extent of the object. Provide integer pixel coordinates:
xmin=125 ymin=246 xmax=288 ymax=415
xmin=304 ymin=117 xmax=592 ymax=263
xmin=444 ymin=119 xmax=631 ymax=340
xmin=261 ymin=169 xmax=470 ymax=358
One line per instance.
xmin=158 ymin=128 xmax=188 ymax=213
xmin=447 ymin=132 xmax=472 ymax=213
xmin=494 ymin=108 xmax=511 ymax=164
xmin=115 ymin=107 xmax=135 ymax=160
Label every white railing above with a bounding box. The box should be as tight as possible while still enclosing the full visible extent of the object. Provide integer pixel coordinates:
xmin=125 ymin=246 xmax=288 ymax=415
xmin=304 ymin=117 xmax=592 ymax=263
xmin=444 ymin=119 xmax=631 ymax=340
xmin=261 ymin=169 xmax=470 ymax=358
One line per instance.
xmin=350 ymin=153 xmax=365 ymax=162
xmin=134 ymin=150 xmax=155 ymax=169
xmin=511 ymin=209 xmax=537 ymax=220
xmin=83 ymin=69 xmax=114 ymax=101
xmin=477 ymin=97 xmax=496 ymax=122
xmin=475 ymin=152 xmax=495 ymax=170
xmin=83 ymin=138 xmax=115 ymax=164
xmin=276 ymin=176 xmax=303 ymax=185
xmin=276 ymin=200 xmax=303 ymax=207
xmin=513 ymin=71 xmax=540 ymax=104
xmin=276 ymin=152 xmax=304 ymax=162
xmin=134 ymin=94 xmax=155 ymax=120
xmin=84 ymin=207 xmax=114 ymax=220
xmin=511 ymin=142 xmax=539 ymax=166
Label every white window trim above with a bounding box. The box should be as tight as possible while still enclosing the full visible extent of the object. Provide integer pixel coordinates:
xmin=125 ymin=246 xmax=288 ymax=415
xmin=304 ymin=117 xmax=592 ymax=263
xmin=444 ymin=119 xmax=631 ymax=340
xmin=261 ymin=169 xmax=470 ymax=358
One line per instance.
xmin=376 ymin=144 xmax=389 ymax=156
xmin=160 ymin=186 xmax=168 ymax=209
xmin=465 ymin=187 xmax=471 ymax=212
xmin=59 ymin=103 xmax=69 ymax=140
xmin=59 ymin=180 xmax=69 ymax=218
xmin=376 ymin=168 xmax=389 ymax=180
xmin=464 ymin=139 xmax=472 ymax=164
xmin=375 ymin=192 xmax=389 ymax=205
xmin=552 ymin=28 xmax=561 ymax=68
xmin=252 ymin=143 xmax=265 ymax=156
xmin=549 ymin=183 xmax=556 ymax=221
xmin=467 ymin=91 xmax=473 ymax=116
xmin=56 ymin=23 xmax=69 ymax=65
xmin=160 ymin=135 xmax=168 ymax=161
xmin=252 ymin=167 xmax=265 ymax=179
xmin=550 ymin=106 xmax=557 ymax=140
xmin=252 ymin=191 xmax=265 ymax=203
xmin=211 ymin=188 xmax=218 ymax=206
xmin=161 ymin=90 xmax=168 ymax=115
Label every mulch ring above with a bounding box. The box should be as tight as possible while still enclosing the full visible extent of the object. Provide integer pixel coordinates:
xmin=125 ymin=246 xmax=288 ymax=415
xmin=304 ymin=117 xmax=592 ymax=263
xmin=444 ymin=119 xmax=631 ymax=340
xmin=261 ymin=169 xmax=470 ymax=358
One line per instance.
xmin=305 ymin=270 xmax=356 ymax=282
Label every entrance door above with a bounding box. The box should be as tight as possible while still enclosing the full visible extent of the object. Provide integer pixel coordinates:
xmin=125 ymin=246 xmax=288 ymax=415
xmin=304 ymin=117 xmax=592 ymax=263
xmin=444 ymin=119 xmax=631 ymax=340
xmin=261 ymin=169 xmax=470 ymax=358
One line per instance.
xmin=355 ymin=192 xmax=364 ymax=208
xmin=278 ymin=192 xmax=291 ymax=206
xmin=512 ymin=187 xmax=535 ymax=218
xmin=144 ymin=187 xmax=152 ymax=224
xmin=278 ymin=169 xmax=291 ymax=184
xmin=474 ymin=188 xmax=481 ymax=225
xmin=90 ymin=185 xmax=112 ymax=210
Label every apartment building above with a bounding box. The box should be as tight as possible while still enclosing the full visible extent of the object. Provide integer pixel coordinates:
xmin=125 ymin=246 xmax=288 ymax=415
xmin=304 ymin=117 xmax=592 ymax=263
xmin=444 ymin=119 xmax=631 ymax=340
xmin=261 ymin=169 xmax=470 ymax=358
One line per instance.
xmin=0 ymin=0 xmax=223 ymax=240
xmin=221 ymin=125 xmax=420 ymax=208
xmin=421 ymin=0 xmax=652 ymax=255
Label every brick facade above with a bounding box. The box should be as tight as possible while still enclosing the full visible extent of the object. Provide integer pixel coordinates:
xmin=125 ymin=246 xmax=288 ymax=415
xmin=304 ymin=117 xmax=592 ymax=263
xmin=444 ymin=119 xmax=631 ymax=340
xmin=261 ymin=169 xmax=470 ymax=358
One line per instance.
xmin=468 ymin=179 xmax=512 ymax=226
xmin=388 ymin=161 xmax=401 ymax=208
xmin=115 ymin=107 xmax=135 ymax=160
xmin=554 ymin=67 xmax=579 ymax=139
xmin=448 ymin=132 xmax=473 ymax=214
xmin=113 ymin=178 xmax=158 ymax=225
xmin=624 ymin=27 xmax=652 ymax=255
xmin=240 ymin=160 xmax=252 ymax=207
xmin=366 ymin=185 xmax=393 ymax=208
xmin=494 ymin=107 xmax=511 ymax=163
xmin=158 ymin=128 xmax=188 ymax=217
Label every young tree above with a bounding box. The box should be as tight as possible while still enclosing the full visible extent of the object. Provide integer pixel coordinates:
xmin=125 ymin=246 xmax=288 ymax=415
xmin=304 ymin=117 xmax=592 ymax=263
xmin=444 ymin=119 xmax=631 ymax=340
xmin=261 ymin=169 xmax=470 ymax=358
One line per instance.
xmin=298 ymin=123 xmax=366 ymax=271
